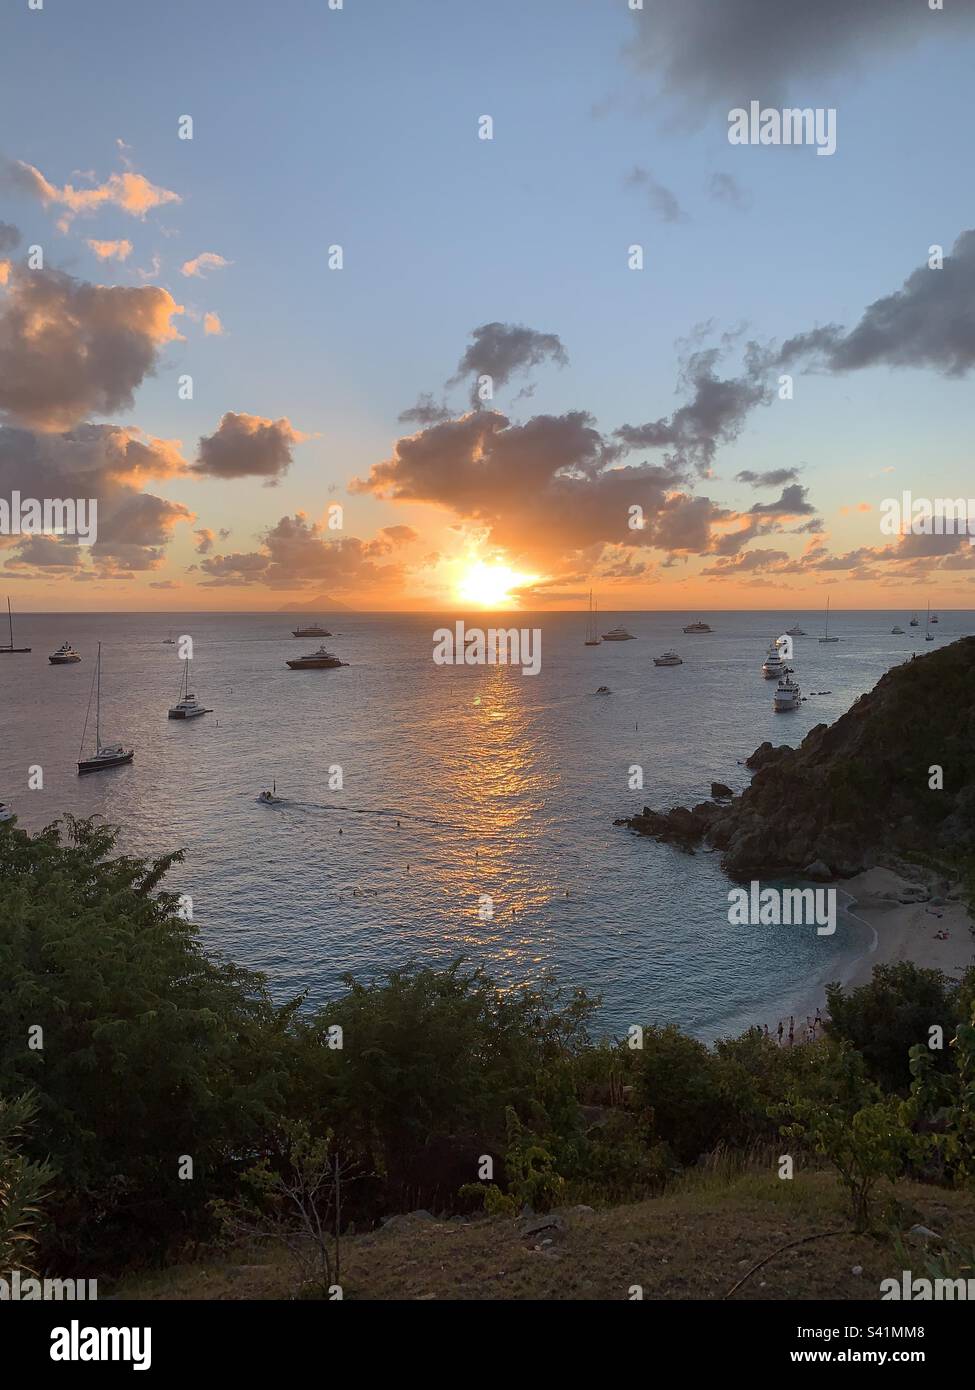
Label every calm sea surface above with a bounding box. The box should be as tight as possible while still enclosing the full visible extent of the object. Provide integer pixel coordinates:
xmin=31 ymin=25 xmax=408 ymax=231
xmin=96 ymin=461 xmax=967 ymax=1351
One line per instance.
xmin=2 ymin=608 xmax=968 ymax=1039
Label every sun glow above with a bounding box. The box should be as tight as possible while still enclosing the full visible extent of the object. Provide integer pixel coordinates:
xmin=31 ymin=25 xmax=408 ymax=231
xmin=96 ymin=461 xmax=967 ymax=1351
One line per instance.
xmin=455 ymin=559 xmax=537 ymax=608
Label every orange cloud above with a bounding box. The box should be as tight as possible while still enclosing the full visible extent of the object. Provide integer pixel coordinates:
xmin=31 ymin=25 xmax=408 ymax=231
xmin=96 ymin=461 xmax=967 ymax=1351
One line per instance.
xmin=181 ymin=252 xmax=231 ymax=278
xmin=5 ymin=158 xmax=181 ymax=229
xmin=86 ymin=238 xmax=134 ymax=262
xmin=203 ymin=311 xmax=224 ymax=336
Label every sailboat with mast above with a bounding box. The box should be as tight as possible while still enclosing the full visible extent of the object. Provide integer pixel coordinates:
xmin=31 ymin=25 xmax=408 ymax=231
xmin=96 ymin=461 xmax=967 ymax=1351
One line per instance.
xmin=925 ymin=602 xmax=934 ymax=641
xmin=0 ymin=597 xmax=30 ymax=653
xmin=818 ymin=595 xmax=839 ymax=643
xmin=584 ymin=591 xmax=601 ymax=646
xmin=168 ymin=657 xmax=212 ymax=719
xmin=77 ymin=643 xmax=134 ymax=774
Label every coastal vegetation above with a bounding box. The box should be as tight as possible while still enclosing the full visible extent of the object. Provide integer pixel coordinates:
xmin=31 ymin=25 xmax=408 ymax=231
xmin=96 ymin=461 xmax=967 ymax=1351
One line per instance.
xmin=1 ymin=813 xmax=973 ymax=1295
xmin=623 ymin=637 xmax=975 ymax=880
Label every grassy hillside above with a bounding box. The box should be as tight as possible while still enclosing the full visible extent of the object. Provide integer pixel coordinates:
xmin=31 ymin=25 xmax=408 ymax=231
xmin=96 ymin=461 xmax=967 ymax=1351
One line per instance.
xmin=117 ymin=1169 xmax=975 ymax=1301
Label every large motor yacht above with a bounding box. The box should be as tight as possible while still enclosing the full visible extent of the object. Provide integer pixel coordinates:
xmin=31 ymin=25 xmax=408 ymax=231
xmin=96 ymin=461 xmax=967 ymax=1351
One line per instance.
xmin=653 ymin=650 xmax=683 ymax=667
xmin=761 ymin=640 xmax=785 ymax=679
xmin=682 ymin=620 xmax=712 ymax=634
xmin=49 ymin=642 xmax=82 ymax=664
xmin=292 ymin=622 xmax=332 ymax=638
xmin=773 ymin=675 xmax=801 ymax=712
xmin=601 ymin=626 xmax=636 ymax=641
xmin=286 ymin=644 xmax=348 ymax=670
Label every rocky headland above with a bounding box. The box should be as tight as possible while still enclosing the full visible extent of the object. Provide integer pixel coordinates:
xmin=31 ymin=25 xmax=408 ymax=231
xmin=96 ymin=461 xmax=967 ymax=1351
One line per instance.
xmin=619 ymin=637 xmax=975 ymax=882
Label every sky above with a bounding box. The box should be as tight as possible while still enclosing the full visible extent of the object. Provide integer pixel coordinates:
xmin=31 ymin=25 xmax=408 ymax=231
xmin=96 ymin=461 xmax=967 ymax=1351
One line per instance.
xmin=1 ymin=0 xmax=974 ymax=611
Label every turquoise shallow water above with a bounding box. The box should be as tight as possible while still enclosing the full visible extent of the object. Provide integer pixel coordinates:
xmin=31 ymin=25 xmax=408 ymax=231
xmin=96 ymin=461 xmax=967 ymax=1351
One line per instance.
xmin=2 ymin=609 xmax=969 ymax=1039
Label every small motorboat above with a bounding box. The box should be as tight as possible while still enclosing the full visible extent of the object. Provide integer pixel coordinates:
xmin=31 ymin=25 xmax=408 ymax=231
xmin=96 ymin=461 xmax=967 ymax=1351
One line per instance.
xmin=653 ymin=651 xmax=683 ymax=666
xmin=931 ymin=613 xmax=939 ymax=623
xmin=162 ymin=630 xmax=176 ymax=645
xmin=49 ymin=642 xmax=82 ymax=664
xmin=593 ymin=685 xmax=612 ymax=695
xmin=258 ymin=781 xmax=281 ymax=805
xmin=286 ymin=644 xmax=347 ymax=670
xmin=891 ymin=626 xmax=904 ymax=635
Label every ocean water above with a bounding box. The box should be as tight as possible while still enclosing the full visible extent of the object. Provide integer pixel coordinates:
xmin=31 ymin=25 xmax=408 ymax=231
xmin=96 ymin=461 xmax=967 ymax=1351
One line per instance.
xmin=1 ymin=608 xmax=969 ymax=1039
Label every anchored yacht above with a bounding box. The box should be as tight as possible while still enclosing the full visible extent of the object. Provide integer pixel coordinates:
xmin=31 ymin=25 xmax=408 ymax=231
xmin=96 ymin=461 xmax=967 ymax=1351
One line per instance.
xmin=77 ymin=643 xmax=134 ymax=774
xmin=761 ymin=640 xmax=785 ymax=679
xmin=49 ymin=642 xmax=82 ymax=664
xmin=773 ymin=674 xmax=801 ymax=712
xmin=786 ymin=623 xmax=806 ymax=636
xmin=286 ymin=644 xmax=348 ymax=670
xmin=891 ymin=625 xmax=905 ymax=635
xmin=653 ymin=650 xmax=683 ymax=666
xmin=168 ymin=657 xmax=213 ymax=719
xmin=682 ymin=620 xmax=712 ymax=634
xmin=292 ymin=622 xmax=332 ymax=638
xmin=601 ymin=626 xmax=635 ymax=641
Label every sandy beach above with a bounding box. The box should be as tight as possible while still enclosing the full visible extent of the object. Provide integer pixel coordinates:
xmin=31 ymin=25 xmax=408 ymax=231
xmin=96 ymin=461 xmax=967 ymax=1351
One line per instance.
xmin=756 ymin=867 xmax=975 ymax=1044
xmin=842 ymin=866 xmax=975 ymax=990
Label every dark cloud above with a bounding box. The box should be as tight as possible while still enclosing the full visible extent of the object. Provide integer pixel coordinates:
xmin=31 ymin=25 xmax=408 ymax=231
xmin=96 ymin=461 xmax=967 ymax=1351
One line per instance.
xmin=708 ymin=173 xmax=752 ymax=211
xmin=747 ymin=483 xmax=815 ymax=516
xmin=398 ymin=394 xmax=452 ymax=426
xmin=624 ymin=166 xmax=686 ymax=224
xmin=352 ymin=406 xmax=738 ymax=568
xmin=199 ymin=513 xmax=402 ymax=592
xmin=0 ymin=423 xmax=190 ymax=577
xmin=615 ymin=342 xmax=772 ymax=475
xmin=735 ymin=467 xmax=800 ymax=487
xmin=193 ymin=412 xmax=306 ymax=482
xmin=0 ymin=264 xmax=183 ymax=431
xmin=778 ymin=230 xmax=975 ymax=378
xmin=448 ymin=322 xmax=568 ymax=406
xmin=0 ymin=221 xmax=20 ymax=253
xmin=625 ymin=1 xmax=975 ymax=115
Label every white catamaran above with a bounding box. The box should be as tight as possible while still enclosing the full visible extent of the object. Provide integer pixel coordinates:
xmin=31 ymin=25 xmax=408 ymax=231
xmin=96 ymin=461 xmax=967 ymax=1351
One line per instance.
xmin=168 ymin=657 xmax=213 ymax=719
xmin=77 ymin=643 xmax=134 ymax=774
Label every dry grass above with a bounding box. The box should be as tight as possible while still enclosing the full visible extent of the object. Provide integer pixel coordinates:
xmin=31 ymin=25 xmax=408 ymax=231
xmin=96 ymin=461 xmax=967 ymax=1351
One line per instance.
xmin=115 ymin=1171 xmax=975 ymax=1301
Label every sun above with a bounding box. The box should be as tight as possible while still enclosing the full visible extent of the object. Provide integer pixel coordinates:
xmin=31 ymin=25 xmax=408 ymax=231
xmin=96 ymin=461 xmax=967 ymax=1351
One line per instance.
xmin=456 ymin=559 xmax=537 ymax=608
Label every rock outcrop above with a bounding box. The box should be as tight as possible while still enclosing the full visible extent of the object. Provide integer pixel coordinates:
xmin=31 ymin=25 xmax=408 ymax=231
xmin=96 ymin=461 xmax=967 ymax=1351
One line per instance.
xmin=621 ymin=638 xmax=975 ymax=880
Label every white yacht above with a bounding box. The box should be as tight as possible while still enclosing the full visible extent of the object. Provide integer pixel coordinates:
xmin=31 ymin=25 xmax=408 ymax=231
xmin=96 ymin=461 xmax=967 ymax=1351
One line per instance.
xmin=785 ymin=623 xmax=806 ymax=637
xmin=773 ymin=674 xmax=801 ymax=712
xmin=49 ymin=641 xmax=82 ymax=664
xmin=653 ymin=650 xmax=683 ymax=666
xmin=761 ymin=640 xmax=785 ymax=679
xmin=682 ymin=620 xmax=712 ymax=634
xmin=601 ymin=626 xmax=635 ymax=641
xmin=891 ymin=625 xmax=905 ymax=635
xmin=168 ymin=657 xmax=212 ymax=719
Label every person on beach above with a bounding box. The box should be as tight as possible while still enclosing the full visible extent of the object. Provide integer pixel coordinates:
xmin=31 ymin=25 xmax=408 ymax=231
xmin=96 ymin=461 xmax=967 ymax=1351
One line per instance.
xmin=788 ymin=1016 xmax=795 ymax=1046
xmin=777 ymin=1020 xmax=783 ymax=1045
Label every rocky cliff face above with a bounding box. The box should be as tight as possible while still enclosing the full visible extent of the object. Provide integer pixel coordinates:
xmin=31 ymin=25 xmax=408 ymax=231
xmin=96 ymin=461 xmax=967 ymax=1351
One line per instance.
xmin=620 ymin=638 xmax=975 ymax=880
